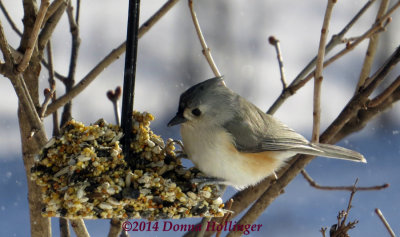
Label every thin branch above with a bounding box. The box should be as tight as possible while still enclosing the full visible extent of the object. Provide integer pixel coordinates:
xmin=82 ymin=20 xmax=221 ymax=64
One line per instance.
xmin=17 ymin=0 xmax=50 ymax=73
xmin=108 ymin=218 xmax=123 ymax=237
xmin=61 ymin=0 xmax=81 ymax=126
xmin=330 ymin=181 xmax=359 ymax=237
xmin=322 ymin=18 xmax=390 ymax=71
xmin=38 ymin=0 xmax=68 ymax=51
xmin=368 ymin=75 xmax=400 ymax=107
xmin=320 ymin=227 xmax=327 ymax=237
xmin=312 ymin=0 xmax=335 ymax=143
xmin=301 ymin=170 xmax=389 ymax=191
xmin=66 ymin=0 xmax=80 ymax=82
xmin=293 ymin=12 xmax=391 ymax=93
xmin=344 ymin=179 xmax=358 ymax=224
xmin=274 ymin=10 xmax=396 ymax=115
xmin=0 ymin=0 xmax=22 ymax=36
xmin=41 ymin=59 xmax=68 ymax=82
xmin=46 ymin=40 xmax=60 ymax=136
xmin=107 ymin=86 xmax=122 ymax=126
xmin=75 ymin=0 xmax=80 ymax=22
xmin=44 ymin=0 xmax=66 ymax=24
xmin=267 ymin=0 xmax=378 ymax=114
xmin=1 ymin=15 xmax=44 ymax=139
xmin=59 ymin=217 xmax=70 ymax=237
xmin=3 ymin=40 xmax=68 ymax=81
xmin=44 ymin=0 xmax=180 ymax=117
xmin=0 ymin=14 xmax=46 ymax=142
xmin=70 ymin=219 xmax=90 ymax=237
xmin=44 ymin=41 xmax=125 ymax=117
xmin=375 ymin=208 xmax=396 ymax=237
xmin=0 ymin=18 xmax=15 ymax=64
xmin=269 ymin=36 xmax=287 ymax=89
xmin=10 ymin=75 xmax=46 ymax=138
xmin=333 ymin=86 xmax=400 ymax=144
xmin=39 ymin=88 xmax=54 ymax=119
xmin=188 ymin=0 xmax=221 ymax=77
xmin=324 ymin=46 xmax=400 ymax=141
xmin=356 ymin=0 xmax=389 ymax=92
xmin=216 ymin=199 xmax=234 ymax=237
xmin=138 ymin=0 xmax=179 ymax=37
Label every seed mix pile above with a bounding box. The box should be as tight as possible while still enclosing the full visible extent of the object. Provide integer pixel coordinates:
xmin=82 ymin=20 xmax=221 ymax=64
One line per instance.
xmin=31 ymin=111 xmax=225 ymax=220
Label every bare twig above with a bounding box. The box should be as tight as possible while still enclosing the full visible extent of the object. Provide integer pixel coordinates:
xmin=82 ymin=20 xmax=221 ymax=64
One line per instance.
xmin=66 ymin=0 xmax=80 ymax=82
xmin=323 ymin=46 xmax=400 ymax=142
xmin=17 ymin=0 xmax=50 ymax=73
xmin=0 ymin=0 xmax=22 ymax=36
xmin=44 ymin=0 xmax=180 ymax=117
xmin=269 ymin=36 xmax=287 ymax=89
xmin=9 ymin=74 xmax=47 ymax=142
xmin=356 ymin=0 xmax=389 ymax=92
xmin=70 ymin=219 xmax=90 ymax=237
xmin=75 ymin=0 xmax=81 ymax=22
xmin=291 ymin=9 xmax=394 ymax=103
xmin=0 ymin=18 xmax=15 ymax=64
xmin=188 ymin=0 xmax=221 ymax=77
xmin=267 ymin=0 xmax=378 ymax=115
xmin=312 ymin=0 xmax=335 ymax=143
xmin=368 ymin=75 xmax=400 ymax=107
xmin=278 ymin=14 xmax=397 ymax=120
xmin=1 ymin=17 xmax=45 ymax=140
xmin=330 ymin=179 xmax=359 ymax=237
xmin=41 ymin=59 xmax=68 ymax=82
xmin=320 ymin=227 xmax=327 ymax=237
xmin=61 ymin=0 xmax=81 ymax=126
xmin=59 ymin=217 xmax=70 ymax=237
xmin=108 ymin=218 xmax=123 ymax=237
xmin=216 ymin=199 xmax=234 ymax=237
xmin=38 ymin=0 xmax=68 ymax=51
xmin=323 ymin=19 xmax=391 ymax=71
xmin=301 ymin=170 xmax=389 ymax=191
xmin=45 ymin=40 xmax=60 ymax=136
xmin=39 ymin=88 xmax=54 ymax=119
xmin=375 ymin=208 xmax=396 ymax=237
xmin=324 ymin=1 xmax=398 ymax=75
xmin=3 ymin=40 xmax=67 ymax=81
xmin=107 ymin=86 xmax=122 ymax=125
xmin=44 ymin=0 xmax=66 ymax=23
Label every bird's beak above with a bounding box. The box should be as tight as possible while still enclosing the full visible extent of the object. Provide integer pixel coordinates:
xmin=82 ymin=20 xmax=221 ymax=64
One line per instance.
xmin=167 ymin=113 xmax=187 ymax=127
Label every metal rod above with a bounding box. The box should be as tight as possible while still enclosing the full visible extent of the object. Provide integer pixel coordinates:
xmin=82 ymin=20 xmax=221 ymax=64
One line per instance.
xmin=121 ymin=0 xmax=140 ymax=163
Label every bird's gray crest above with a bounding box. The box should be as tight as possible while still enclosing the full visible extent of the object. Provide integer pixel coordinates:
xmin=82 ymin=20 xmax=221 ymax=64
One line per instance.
xmin=178 ymin=76 xmax=225 ymax=109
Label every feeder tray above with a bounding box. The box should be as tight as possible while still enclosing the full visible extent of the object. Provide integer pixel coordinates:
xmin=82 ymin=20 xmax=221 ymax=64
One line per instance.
xmin=31 ymin=111 xmax=226 ymax=220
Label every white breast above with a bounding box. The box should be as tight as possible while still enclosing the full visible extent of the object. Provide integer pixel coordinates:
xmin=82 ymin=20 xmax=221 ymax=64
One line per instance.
xmin=180 ymin=123 xmax=289 ymax=188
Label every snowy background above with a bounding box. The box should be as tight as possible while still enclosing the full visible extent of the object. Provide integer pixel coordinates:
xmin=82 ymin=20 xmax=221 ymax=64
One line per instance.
xmin=0 ymin=0 xmax=399 ymax=236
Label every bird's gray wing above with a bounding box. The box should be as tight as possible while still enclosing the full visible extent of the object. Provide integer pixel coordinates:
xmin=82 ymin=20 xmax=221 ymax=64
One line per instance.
xmin=223 ymin=96 xmax=318 ymax=154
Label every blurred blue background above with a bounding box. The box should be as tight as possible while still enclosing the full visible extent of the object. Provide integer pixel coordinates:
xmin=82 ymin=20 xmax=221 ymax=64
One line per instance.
xmin=0 ymin=0 xmax=399 ymax=236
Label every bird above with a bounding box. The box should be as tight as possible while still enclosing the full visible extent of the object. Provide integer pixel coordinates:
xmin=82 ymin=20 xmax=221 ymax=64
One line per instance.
xmin=168 ymin=77 xmax=366 ymax=189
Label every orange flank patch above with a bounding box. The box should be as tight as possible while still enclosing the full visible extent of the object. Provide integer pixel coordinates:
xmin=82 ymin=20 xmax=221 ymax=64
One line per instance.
xmin=239 ymin=151 xmax=281 ymax=176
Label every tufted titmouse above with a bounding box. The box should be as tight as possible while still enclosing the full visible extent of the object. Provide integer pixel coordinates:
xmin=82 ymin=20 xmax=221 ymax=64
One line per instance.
xmin=168 ymin=77 xmax=366 ymax=188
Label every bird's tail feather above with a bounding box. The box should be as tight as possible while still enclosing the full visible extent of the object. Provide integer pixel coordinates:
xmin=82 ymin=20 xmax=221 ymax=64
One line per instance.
xmin=300 ymin=143 xmax=367 ymax=163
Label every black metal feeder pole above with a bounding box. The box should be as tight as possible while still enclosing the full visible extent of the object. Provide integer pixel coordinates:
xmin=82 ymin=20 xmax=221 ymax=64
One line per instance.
xmin=121 ymin=0 xmax=141 ymax=164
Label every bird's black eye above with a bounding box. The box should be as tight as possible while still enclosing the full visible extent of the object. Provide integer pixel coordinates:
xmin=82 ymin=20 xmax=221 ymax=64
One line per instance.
xmin=191 ymin=108 xmax=201 ymax=116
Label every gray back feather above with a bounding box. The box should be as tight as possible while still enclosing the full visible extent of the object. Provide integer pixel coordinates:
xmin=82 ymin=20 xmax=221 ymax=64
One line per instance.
xmin=223 ymin=95 xmax=313 ymax=153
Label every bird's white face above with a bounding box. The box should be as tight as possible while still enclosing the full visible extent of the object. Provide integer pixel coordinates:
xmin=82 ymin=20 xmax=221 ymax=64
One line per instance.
xmin=181 ymin=104 xmax=211 ymax=126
